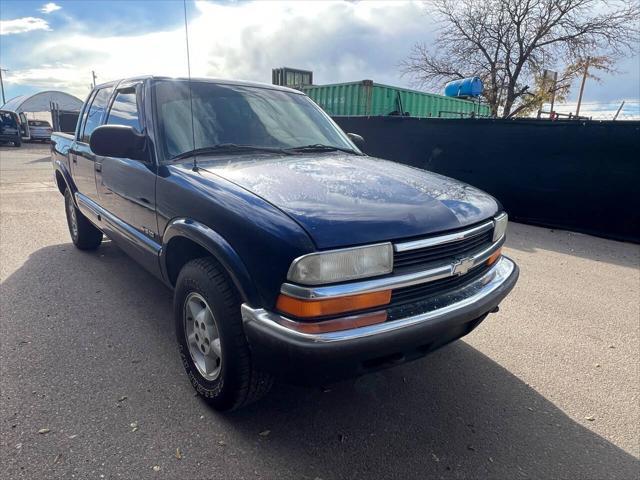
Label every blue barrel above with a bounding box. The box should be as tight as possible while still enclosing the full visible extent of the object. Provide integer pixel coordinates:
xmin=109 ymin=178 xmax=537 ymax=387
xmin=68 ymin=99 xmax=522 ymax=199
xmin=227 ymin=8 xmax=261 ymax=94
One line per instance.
xmin=444 ymin=77 xmax=483 ymax=97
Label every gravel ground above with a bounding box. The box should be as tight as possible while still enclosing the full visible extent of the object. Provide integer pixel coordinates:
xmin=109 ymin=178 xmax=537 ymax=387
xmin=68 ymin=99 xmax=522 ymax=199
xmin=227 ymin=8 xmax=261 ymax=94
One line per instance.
xmin=1 ymin=143 xmax=639 ymax=479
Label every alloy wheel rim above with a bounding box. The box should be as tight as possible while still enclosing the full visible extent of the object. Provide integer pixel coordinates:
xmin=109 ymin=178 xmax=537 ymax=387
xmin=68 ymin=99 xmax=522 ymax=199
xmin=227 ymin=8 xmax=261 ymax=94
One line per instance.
xmin=183 ymin=292 xmax=222 ymax=381
xmin=67 ymin=197 xmax=78 ymax=239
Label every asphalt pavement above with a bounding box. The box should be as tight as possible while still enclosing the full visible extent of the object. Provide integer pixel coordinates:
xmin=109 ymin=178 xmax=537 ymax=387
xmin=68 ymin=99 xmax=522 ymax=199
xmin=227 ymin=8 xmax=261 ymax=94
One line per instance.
xmin=1 ymin=143 xmax=638 ymax=479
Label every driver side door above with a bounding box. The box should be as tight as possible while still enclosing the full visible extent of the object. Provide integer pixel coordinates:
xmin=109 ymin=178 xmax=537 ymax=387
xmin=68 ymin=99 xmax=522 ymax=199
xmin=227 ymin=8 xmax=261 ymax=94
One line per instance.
xmin=95 ymin=83 xmax=161 ymax=275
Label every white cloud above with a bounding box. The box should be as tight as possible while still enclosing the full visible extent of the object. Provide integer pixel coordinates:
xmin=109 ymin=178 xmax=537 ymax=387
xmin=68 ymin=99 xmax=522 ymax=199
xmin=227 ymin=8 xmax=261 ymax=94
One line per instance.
xmin=1 ymin=0 xmax=636 ymax=105
xmin=40 ymin=3 xmax=62 ymax=14
xmin=5 ymin=64 xmax=86 ymax=90
xmin=0 ymin=17 xmax=50 ymax=35
xmin=2 ymin=1 xmax=430 ymax=98
xmin=546 ymin=100 xmax=640 ymax=120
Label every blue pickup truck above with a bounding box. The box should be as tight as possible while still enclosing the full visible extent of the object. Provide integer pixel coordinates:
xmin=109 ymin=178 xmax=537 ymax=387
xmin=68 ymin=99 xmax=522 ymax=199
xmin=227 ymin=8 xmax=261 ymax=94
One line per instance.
xmin=51 ymin=76 xmax=518 ymax=411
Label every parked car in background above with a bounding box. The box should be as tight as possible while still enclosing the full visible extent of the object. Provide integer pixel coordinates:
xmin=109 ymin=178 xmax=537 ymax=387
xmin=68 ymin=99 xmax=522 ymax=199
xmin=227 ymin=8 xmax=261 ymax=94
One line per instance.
xmin=27 ymin=119 xmax=53 ymax=142
xmin=0 ymin=110 xmax=22 ymax=147
xmin=51 ymin=76 xmax=519 ymax=411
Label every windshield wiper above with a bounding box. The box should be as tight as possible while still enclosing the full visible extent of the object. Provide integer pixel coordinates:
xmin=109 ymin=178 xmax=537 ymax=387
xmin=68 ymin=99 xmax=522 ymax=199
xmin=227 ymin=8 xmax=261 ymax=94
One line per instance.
xmin=284 ymin=144 xmax=357 ymax=154
xmin=171 ymin=144 xmax=289 ymax=161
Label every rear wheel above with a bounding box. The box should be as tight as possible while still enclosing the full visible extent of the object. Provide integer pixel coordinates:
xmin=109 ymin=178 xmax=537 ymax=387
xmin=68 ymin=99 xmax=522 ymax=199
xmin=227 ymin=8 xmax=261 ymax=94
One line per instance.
xmin=64 ymin=189 xmax=103 ymax=250
xmin=175 ymin=257 xmax=273 ymax=411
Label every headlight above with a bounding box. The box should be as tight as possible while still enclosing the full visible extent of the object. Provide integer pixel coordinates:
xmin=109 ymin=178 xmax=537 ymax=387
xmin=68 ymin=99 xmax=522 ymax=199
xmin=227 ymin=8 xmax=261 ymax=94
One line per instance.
xmin=287 ymin=243 xmax=393 ymax=285
xmin=493 ymin=213 xmax=508 ymax=242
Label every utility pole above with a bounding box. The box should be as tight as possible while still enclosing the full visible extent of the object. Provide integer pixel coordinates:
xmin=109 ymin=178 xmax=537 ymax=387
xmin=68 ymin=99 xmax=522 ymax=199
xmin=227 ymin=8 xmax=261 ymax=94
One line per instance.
xmin=575 ymin=57 xmax=590 ymax=117
xmin=91 ymin=70 xmax=97 ymax=88
xmin=613 ymin=100 xmax=625 ymax=121
xmin=548 ymin=71 xmax=558 ymax=118
xmin=543 ymin=69 xmax=558 ymax=119
xmin=0 ymin=67 xmax=8 ymax=105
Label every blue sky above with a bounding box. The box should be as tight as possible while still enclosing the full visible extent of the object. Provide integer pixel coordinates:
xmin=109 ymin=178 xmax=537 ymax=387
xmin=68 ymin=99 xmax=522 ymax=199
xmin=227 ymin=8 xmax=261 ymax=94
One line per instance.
xmin=1 ymin=1 xmax=638 ymax=118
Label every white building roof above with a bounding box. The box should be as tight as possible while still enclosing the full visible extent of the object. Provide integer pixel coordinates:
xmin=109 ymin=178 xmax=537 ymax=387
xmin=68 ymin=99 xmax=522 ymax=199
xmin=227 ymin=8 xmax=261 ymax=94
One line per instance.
xmin=1 ymin=91 xmax=83 ymax=113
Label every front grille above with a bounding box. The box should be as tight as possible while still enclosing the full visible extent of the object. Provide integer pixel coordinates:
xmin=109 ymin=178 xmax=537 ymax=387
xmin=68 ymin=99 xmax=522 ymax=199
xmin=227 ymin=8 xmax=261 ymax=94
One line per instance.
xmin=393 ymin=228 xmax=493 ymax=271
xmin=390 ymin=262 xmax=492 ymax=307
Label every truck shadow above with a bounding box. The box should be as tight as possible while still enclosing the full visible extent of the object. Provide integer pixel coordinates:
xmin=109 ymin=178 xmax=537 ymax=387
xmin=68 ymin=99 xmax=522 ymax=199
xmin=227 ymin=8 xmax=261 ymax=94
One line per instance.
xmin=27 ymin=156 xmax=52 ymax=164
xmin=227 ymin=348 xmax=639 ymax=479
xmin=1 ymin=241 xmax=638 ymax=479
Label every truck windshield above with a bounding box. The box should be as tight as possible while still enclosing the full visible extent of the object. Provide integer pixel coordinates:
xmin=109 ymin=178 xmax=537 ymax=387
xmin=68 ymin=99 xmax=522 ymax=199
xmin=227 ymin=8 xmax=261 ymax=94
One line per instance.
xmin=153 ymin=80 xmax=356 ymax=160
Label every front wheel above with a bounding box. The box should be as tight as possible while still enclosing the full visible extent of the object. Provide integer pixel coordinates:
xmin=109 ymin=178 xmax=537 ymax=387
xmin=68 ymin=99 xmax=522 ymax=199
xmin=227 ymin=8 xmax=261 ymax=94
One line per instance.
xmin=174 ymin=257 xmax=273 ymax=411
xmin=64 ymin=189 xmax=103 ymax=250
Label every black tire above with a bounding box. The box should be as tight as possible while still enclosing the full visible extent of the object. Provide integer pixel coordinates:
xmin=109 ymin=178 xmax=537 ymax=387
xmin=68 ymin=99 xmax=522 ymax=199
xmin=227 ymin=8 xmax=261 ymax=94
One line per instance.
xmin=13 ymin=138 xmax=21 ymax=147
xmin=64 ymin=189 xmax=103 ymax=250
xmin=175 ymin=257 xmax=273 ymax=411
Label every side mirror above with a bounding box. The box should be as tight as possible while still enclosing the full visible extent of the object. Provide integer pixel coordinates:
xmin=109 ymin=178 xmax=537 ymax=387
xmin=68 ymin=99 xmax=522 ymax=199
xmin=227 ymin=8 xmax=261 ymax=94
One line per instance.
xmin=347 ymin=132 xmax=365 ymax=149
xmin=90 ymin=125 xmax=147 ymax=161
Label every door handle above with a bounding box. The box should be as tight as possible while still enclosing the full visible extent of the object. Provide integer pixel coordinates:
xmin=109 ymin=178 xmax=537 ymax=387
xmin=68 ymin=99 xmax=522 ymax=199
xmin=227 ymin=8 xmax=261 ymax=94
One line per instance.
xmin=95 ymin=163 xmax=102 ymax=172
xmin=72 ymin=156 xmax=77 ymax=164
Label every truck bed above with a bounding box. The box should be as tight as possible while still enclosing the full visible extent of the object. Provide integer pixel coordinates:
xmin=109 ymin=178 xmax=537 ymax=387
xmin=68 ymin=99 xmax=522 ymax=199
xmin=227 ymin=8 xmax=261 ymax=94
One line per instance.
xmin=50 ymin=131 xmax=75 ymax=191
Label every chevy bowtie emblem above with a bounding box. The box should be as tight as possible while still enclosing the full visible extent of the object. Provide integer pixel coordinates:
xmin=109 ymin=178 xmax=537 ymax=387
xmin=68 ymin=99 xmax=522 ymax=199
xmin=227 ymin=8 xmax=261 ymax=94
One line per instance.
xmin=452 ymin=257 xmax=474 ymax=276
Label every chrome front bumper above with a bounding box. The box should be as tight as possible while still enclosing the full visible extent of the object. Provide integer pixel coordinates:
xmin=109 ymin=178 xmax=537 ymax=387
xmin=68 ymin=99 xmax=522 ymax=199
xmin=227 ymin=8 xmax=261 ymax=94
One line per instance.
xmin=242 ymin=256 xmax=517 ymax=344
xmin=241 ymin=256 xmax=518 ymax=384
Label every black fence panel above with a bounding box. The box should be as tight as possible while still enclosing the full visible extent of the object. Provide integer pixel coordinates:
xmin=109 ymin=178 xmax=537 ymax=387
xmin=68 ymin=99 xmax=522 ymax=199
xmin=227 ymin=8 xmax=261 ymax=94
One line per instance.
xmin=334 ymin=116 xmax=640 ymax=243
xmin=58 ymin=111 xmax=80 ymax=134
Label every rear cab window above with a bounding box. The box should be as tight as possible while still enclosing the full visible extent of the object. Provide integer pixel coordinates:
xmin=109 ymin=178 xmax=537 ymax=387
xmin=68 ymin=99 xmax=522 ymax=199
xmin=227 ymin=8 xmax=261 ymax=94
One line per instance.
xmin=28 ymin=120 xmax=51 ymax=127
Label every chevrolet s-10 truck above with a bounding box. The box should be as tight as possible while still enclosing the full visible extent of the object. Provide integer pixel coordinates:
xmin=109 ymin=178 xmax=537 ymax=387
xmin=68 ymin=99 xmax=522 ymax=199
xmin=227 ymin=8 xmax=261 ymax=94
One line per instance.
xmin=51 ymin=76 xmax=519 ymax=411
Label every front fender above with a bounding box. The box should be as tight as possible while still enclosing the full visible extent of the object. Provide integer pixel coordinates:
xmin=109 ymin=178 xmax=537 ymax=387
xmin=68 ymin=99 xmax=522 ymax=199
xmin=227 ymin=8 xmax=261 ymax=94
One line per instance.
xmin=160 ymin=218 xmax=260 ymax=305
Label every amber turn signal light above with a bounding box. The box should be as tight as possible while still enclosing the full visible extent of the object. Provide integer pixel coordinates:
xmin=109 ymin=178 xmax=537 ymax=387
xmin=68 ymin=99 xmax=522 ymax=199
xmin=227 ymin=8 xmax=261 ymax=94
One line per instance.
xmin=276 ymin=290 xmax=392 ymax=318
xmin=486 ymin=247 xmax=502 ymax=266
xmin=275 ymin=310 xmax=388 ymax=334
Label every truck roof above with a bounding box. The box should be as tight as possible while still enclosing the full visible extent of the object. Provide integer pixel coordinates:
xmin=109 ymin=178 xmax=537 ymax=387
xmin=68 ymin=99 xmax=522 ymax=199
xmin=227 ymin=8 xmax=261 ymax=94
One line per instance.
xmin=93 ymin=76 xmax=303 ymax=95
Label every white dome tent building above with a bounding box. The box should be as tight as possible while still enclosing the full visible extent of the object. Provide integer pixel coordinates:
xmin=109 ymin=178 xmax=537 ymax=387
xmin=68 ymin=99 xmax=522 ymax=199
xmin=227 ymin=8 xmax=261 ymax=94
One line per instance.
xmin=1 ymin=90 xmax=83 ymax=139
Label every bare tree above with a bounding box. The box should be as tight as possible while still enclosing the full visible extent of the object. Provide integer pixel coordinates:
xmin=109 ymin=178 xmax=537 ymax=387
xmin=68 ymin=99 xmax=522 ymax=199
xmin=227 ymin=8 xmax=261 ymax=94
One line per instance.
xmin=401 ymin=0 xmax=639 ymax=117
xmin=516 ymin=55 xmax=615 ymax=117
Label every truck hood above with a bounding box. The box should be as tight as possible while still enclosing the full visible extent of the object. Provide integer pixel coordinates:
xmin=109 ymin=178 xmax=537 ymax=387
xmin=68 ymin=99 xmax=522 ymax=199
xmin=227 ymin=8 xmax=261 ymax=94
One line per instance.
xmin=195 ymin=153 xmax=499 ymax=249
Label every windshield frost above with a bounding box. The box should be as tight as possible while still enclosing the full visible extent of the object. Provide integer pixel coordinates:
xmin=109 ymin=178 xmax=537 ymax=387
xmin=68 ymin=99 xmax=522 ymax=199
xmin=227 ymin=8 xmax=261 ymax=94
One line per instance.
xmin=154 ymin=80 xmax=354 ymax=159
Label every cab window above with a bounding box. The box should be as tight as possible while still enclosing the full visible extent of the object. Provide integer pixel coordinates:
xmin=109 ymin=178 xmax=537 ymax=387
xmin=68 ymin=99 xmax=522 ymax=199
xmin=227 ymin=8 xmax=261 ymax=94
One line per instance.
xmin=106 ymin=88 xmax=141 ymax=132
xmin=76 ymin=91 xmax=95 ymax=140
xmin=81 ymin=87 xmax=113 ymax=143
